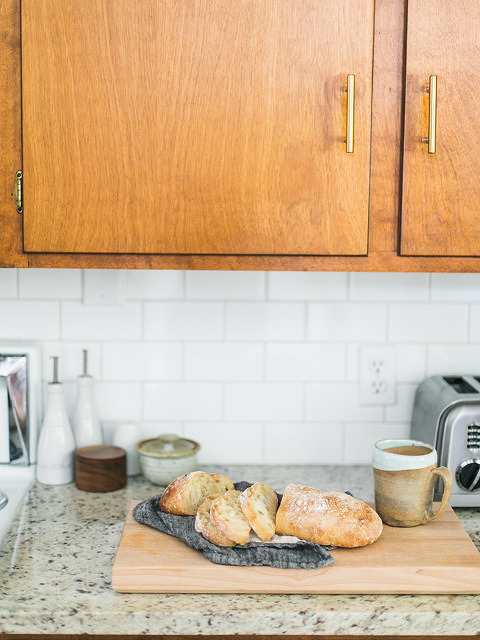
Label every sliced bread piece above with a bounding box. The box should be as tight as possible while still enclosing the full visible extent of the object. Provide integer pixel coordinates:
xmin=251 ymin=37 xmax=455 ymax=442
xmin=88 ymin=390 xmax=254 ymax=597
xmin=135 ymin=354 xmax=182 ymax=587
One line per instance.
xmin=158 ymin=471 xmax=235 ymax=515
xmin=210 ymin=473 xmax=235 ymax=494
xmin=210 ymin=490 xmax=251 ymax=545
xmin=195 ymin=493 xmax=236 ymax=547
xmin=238 ymin=482 xmax=278 ymax=542
xmin=158 ymin=471 xmax=215 ymax=515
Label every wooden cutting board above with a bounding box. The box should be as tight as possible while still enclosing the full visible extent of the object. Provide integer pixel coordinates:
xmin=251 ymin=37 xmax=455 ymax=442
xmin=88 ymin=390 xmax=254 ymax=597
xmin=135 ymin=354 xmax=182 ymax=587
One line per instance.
xmin=112 ymin=500 xmax=480 ymax=594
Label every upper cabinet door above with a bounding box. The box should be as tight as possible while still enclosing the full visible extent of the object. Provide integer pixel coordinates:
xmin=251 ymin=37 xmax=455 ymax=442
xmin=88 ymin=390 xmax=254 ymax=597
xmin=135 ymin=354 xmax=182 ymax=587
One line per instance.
xmin=21 ymin=0 xmax=373 ymax=255
xmin=401 ymin=1 xmax=480 ymax=256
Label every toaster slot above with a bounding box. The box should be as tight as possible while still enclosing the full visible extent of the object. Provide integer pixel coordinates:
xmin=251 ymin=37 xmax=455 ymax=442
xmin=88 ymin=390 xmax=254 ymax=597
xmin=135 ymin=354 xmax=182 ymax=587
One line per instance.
xmin=443 ymin=376 xmax=478 ymax=394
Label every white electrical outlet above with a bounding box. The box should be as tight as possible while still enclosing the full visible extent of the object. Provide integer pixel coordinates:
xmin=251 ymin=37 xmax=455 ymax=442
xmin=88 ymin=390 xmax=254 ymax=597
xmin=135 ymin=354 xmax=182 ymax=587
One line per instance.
xmin=359 ymin=346 xmax=396 ymax=405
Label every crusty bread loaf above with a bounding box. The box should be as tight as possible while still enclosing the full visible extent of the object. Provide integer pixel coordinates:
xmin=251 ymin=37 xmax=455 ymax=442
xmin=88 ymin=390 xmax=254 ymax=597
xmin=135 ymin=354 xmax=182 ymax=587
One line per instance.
xmin=275 ymin=484 xmax=383 ymax=548
xmin=158 ymin=471 xmax=234 ymax=516
xmin=238 ymin=482 xmax=278 ymax=542
xmin=210 ymin=490 xmax=251 ymax=545
xmin=195 ymin=493 xmax=236 ymax=547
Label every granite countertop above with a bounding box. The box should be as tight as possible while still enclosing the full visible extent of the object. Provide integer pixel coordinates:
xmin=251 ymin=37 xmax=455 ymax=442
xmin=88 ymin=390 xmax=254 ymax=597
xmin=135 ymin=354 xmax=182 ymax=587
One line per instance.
xmin=1 ymin=464 xmax=480 ymax=636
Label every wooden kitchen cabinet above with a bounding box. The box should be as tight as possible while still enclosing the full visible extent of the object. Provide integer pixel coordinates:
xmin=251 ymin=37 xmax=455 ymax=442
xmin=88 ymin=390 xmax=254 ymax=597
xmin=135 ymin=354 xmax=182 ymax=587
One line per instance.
xmin=4 ymin=0 xmax=480 ymax=271
xmin=401 ymin=0 xmax=480 ymax=256
xmin=20 ymin=0 xmax=373 ymax=256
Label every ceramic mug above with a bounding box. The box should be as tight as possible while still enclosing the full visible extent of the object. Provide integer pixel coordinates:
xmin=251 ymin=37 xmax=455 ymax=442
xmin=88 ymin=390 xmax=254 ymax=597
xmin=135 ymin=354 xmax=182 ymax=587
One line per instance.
xmin=372 ymin=438 xmax=453 ymax=527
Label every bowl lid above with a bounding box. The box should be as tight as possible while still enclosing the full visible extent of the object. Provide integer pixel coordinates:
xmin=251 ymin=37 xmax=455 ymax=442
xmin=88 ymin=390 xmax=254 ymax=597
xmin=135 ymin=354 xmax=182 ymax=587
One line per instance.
xmin=136 ymin=433 xmax=200 ymax=458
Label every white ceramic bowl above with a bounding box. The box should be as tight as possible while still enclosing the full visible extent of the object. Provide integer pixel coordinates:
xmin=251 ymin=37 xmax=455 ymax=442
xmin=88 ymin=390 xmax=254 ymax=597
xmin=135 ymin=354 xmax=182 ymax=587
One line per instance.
xmin=136 ymin=434 xmax=200 ymax=486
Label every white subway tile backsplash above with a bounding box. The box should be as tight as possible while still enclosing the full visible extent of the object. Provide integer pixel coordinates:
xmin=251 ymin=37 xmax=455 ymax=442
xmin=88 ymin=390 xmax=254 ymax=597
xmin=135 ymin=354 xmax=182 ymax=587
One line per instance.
xmin=384 ymin=384 xmax=417 ymax=422
xmin=2 ymin=268 xmax=480 ymax=465
xmin=103 ymin=342 xmax=182 ymax=381
xmin=0 ymin=300 xmax=60 ymax=340
xmin=427 ymin=344 xmax=480 ymax=376
xmin=431 ymin=273 xmax=480 ymax=301
xmin=95 ymin=382 xmax=142 ymax=421
xmin=266 ymin=343 xmax=345 ymax=381
xmin=345 ymin=344 xmax=360 ymax=382
xmin=306 ymin=384 xmax=383 ymax=422
xmin=126 ymin=270 xmax=185 ymax=300
xmin=185 ymin=342 xmax=263 ymax=381
xmin=185 ymin=422 xmax=263 ymax=463
xmin=268 ymin=272 xmax=347 ymax=300
xmin=308 ymin=303 xmax=387 ymax=341
xmin=0 ymin=269 xmax=17 ymax=298
xmin=186 ymin=271 xmax=265 ymax=300
xmin=226 ymin=303 xmax=304 ymax=340
xmin=145 ymin=302 xmax=223 ymax=340
xmin=264 ymin=423 xmax=343 ymax=463
xmin=225 ymin=384 xmax=303 ymax=421
xmin=140 ymin=421 xmax=184 ymax=439
xmin=470 ymin=306 xmax=480 ymax=341
xmin=61 ymin=302 xmax=142 ymax=340
xmin=389 ymin=303 xmax=468 ymax=342
xmin=349 ymin=273 xmax=429 ymax=301
xmin=394 ymin=344 xmax=427 ymax=383
xmin=144 ymin=383 xmax=223 ymax=420
xmin=344 ymin=422 xmax=411 ymax=463
xmin=18 ymin=268 xmax=82 ymax=300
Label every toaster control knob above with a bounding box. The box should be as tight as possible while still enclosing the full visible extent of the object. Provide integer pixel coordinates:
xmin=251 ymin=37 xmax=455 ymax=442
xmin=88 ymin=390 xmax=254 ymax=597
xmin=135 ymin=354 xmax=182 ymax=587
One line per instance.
xmin=456 ymin=459 xmax=480 ymax=492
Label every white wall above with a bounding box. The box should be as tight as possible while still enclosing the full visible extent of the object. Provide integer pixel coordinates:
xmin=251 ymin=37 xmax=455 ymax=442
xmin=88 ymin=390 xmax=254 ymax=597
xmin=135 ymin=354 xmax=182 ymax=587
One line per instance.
xmin=1 ymin=268 xmax=479 ymax=465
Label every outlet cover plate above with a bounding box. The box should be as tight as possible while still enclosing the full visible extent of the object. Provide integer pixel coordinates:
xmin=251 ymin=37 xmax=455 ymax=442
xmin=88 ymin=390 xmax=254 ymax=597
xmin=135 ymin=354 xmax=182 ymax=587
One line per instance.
xmin=359 ymin=345 xmax=396 ymax=406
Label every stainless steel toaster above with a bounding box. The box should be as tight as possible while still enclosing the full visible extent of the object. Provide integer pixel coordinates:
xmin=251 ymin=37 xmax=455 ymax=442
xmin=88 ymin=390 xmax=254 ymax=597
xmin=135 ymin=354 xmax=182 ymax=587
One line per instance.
xmin=411 ymin=375 xmax=480 ymax=507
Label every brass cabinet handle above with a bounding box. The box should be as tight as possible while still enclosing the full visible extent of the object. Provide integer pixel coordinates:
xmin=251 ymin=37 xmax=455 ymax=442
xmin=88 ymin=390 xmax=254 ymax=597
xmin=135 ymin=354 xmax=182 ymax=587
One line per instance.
xmin=346 ymin=74 xmax=355 ymax=153
xmin=422 ymin=75 xmax=437 ymax=154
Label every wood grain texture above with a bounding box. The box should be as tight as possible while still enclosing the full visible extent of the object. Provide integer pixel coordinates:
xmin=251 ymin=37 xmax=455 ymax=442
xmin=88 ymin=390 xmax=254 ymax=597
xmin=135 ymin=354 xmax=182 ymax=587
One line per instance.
xmin=112 ymin=501 xmax=480 ymax=594
xmin=0 ymin=0 xmax=27 ymax=267
xmin=26 ymin=250 xmax=480 ymax=271
xmin=4 ymin=0 xmax=480 ymax=270
xmin=75 ymin=445 xmax=126 ymax=493
xmin=401 ymin=0 xmax=480 ymax=256
xmin=21 ymin=0 xmax=373 ymax=255
xmin=368 ymin=0 xmax=406 ymax=253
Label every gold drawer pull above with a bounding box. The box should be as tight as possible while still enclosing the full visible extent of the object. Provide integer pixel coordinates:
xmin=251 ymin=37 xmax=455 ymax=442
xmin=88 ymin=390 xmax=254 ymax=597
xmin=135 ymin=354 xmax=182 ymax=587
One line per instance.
xmin=346 ymin=74 xmax=355 ymax=153
xmin=422 ymin=75 xmax=437 ymax=154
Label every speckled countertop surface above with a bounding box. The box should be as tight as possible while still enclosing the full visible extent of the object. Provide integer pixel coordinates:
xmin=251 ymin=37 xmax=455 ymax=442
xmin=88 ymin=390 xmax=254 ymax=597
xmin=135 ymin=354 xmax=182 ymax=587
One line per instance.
xmin=1 ymin=464 xmax=480 ymax=636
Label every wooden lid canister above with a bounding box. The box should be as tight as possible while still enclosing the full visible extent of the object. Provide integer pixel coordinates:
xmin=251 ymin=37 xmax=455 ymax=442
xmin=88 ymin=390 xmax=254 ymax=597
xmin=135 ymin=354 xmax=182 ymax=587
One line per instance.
xmin=75 ymin=445 xmax=127 ymax=492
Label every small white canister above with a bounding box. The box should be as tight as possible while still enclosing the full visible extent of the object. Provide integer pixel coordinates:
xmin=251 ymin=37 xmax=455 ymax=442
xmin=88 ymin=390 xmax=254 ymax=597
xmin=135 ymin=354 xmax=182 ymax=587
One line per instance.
xmin=112 ymin=423 xmax=141 ymax=476
xmin=136 ymin=434 xmax=200 ymax=485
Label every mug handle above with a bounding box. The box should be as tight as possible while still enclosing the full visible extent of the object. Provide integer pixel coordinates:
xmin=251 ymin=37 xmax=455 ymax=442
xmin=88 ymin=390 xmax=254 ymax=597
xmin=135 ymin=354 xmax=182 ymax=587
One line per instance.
xmin=426 ymin=466 xmax=453 ymax=522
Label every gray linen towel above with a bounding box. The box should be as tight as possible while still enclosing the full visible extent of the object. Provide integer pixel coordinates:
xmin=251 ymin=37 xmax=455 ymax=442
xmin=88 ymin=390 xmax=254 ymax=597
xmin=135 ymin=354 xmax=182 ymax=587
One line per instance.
xmin=132 ymin=481 xmax=335 ymax=569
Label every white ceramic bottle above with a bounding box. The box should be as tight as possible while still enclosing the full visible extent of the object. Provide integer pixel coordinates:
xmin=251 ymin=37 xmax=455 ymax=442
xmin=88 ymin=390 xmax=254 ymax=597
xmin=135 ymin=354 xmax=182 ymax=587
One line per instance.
xmin=37 ymin=356 xmax=76 ymax=485
xmin=72 ymin=349 xmax=103 ymax=449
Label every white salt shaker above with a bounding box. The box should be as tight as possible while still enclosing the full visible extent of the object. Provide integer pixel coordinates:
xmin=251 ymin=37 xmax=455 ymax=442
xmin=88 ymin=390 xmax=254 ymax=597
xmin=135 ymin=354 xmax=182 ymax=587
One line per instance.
xmin=112 ymin=423 xmax=141 ymax=476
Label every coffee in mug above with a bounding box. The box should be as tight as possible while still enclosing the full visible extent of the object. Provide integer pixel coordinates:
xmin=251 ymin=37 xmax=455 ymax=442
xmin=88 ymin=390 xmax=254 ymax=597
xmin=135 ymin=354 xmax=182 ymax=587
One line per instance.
xmin=372 ymin=438 xmax=453 ymax=527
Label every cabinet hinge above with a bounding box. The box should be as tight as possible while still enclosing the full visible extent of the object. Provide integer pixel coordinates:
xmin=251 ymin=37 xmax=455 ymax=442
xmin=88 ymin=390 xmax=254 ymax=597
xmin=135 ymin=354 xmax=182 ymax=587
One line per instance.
xmin=14 ymin=170 xmax=23 ymax=214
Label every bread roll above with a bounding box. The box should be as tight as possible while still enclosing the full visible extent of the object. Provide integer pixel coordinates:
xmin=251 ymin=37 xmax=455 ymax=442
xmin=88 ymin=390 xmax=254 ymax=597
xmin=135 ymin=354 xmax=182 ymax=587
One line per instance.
xmin=238 ymin=482 xmax=278 ymax=542
xmin=210 ymin=490 xmax=251 ymax=545
xmin=158 ymin=471 xmax=234 ymax=516
xmin=275 ymin=484 xmax=383 ymax=548
xmin=195 ymin=494 xmax=236 ymax=547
